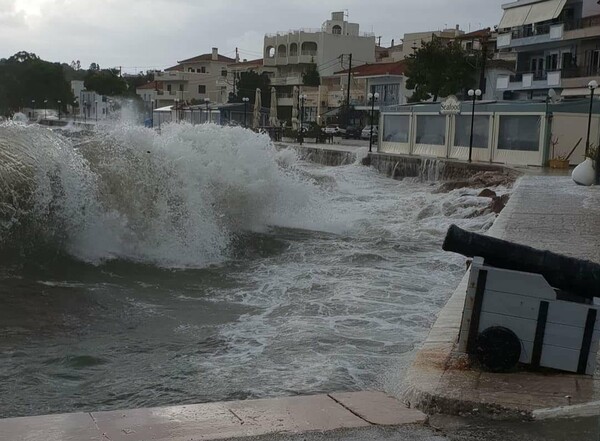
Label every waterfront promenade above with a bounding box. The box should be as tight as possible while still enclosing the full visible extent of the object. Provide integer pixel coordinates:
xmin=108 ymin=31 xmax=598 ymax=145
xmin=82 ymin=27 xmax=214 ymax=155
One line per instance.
xmin=404 ymin=175 xmax=600 ymax=420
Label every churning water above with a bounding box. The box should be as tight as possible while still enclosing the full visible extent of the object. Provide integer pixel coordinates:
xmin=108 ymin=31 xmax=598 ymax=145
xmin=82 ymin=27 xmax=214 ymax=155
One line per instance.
xmin=0 ymin=121 xmax=502 ymax=418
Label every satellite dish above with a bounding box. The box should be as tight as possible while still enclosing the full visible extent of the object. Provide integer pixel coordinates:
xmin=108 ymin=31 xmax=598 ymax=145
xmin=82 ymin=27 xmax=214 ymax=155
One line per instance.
xmin=548 ymin=88 xmax=561 ymax=103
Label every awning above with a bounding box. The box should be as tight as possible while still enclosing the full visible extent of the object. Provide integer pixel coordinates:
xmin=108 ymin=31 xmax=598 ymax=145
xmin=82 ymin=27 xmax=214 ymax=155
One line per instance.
xmin=498 ymin=0 xmax=566 ymax=28
xmin=524 ymin=0 xmax=566 ymax=25
xmin=561 ymin=87 xmax=591 ymax=97
xmin=499 ymin=5 xmax=531 ymax=29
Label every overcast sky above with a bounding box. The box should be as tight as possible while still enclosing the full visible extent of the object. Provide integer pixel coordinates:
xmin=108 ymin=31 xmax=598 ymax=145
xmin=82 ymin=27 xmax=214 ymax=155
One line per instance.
xmin=0 ymin=0 xmax=508 ymax=73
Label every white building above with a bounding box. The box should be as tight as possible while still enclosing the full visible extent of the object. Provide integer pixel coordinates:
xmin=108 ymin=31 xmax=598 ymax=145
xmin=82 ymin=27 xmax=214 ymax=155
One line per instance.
xmin=264 ymin=12 xmax=376 ymax=81
xmin=137 ymin=48 xmax=236 ymax=108
xmin=70 ymin=80 xmax=110 ymax=120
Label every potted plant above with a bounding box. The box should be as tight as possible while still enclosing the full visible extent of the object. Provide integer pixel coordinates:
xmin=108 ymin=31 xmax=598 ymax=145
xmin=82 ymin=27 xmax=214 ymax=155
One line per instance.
xmin=572 ymin=143 xmax=597 ymax=186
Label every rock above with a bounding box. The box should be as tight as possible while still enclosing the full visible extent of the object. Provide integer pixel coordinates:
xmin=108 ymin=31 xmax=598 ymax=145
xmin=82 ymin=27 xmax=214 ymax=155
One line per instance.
xmin=491 ymin=194 xmax=510 ymax=213
xmin=478 ymin=188 xmax=497 ymax=198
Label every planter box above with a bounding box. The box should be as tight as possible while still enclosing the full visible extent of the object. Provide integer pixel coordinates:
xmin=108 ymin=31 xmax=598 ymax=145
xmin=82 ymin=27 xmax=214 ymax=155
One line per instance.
xmin=549 ymin=158 xmax=570 ymax=169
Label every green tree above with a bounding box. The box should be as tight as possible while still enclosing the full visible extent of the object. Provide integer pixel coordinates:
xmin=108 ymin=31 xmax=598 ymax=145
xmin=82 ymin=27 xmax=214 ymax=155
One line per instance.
xmin=405 ymin=37 xmax=474 ymax=102
xmin=302 ymin=63 xmax=320 ymax=86
xmin=231 ymin=71 xmax=271 ymax=106
xmin=0 ymin=51 xmax=74 ymax=116
xmin=84 ymin=68 xmax=127 ymax=96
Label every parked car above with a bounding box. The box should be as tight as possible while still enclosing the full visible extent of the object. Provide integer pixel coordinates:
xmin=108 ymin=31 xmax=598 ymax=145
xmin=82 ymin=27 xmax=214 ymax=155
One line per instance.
xmin=325 ymin=124 xmax=346 ymax=136
xmin=361 ymin=125 xmax=379 ymax=140
xmin=344 ymin=126 xmax=362 ymax=139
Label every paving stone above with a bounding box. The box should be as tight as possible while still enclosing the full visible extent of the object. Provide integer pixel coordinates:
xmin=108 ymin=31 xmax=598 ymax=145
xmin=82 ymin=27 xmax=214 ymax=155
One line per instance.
xmin=0 ymin=412 xmax=101 ymax=441
xmin=328 ymin=391 xmax=427 ymax=426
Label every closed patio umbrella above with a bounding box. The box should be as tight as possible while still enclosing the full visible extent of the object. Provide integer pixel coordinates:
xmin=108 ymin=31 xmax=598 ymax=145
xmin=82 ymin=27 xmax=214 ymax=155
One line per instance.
xmin=269 ymin=87 xmax=278 ymax=127
xmin=253 ymin=88 xmax=261 ymax=129
xmin=291 ymin=86 xmax=299 ymax=131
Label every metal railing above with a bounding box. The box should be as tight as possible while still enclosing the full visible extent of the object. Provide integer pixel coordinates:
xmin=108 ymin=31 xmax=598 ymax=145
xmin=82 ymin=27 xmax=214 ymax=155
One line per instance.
xmin=564 ymin=14 xmax=600 ymax=31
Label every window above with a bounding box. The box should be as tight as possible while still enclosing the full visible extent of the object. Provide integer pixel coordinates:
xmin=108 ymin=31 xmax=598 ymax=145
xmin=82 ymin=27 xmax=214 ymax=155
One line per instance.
xmin=201 ymin=66 xmax=206 ymax=73
xmin=454 ymin=115 xmax=489 ymax=148
xmin=221 ymin=69 xmax=227 ymax=77
xmin=188 ymin=68 xmax=194 ymax=72
xmin=332 ymin=25 xmax=342 ymax=34
xmin=198 ymin=85 xmax=206 ymax=94
xmin=383 ymin=115 xmax=410 ymax=143
xmin=546 ymin=53 xmax=558 ymax=71
xmin=497 ymin=115 xmax=540 ymax=151
xmin=167 ymin=84 xmax=172 ymax=92
xmin=416 ymin=115 xmax=446 ymax=145
xmin=179 ymin=84 xmax=184 ymax=92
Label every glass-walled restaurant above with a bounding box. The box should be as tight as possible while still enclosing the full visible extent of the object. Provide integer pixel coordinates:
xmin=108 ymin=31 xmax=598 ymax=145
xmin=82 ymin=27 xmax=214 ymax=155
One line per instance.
xmin=377 ymin=100 xmax=599 ymax=167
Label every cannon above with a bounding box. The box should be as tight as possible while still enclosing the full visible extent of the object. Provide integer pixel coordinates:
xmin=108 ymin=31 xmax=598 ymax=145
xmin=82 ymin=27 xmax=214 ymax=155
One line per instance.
xmin=443 ymin=225 xmax=600 ymax=374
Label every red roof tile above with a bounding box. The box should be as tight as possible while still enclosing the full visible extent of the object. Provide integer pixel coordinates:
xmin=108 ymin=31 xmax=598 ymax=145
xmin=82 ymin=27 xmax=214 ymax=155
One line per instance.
xmin=177 ymin=53 xmax=236 ymax=64
xmin=165 ymin=65 xmax=183 ymax=72
xmin=137 ymin=81 xmax=164 ymax=90
xmin=334 ymin=60 xmax=406 ymax=77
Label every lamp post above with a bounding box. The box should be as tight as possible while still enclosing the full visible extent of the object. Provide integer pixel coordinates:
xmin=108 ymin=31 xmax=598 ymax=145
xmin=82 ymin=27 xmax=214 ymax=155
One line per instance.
xmin=586 ymin=80 xmax=600 ymax=183
xmin=31 ymin=99 xmax=35 ymax=120
xmin=44 ymin=99 xmax=47 ymax=119
xmin=242 ymin=96 xmax=249 ymax=127
xmin=368 ymin=92 xmax=379 ymax=152
xmin=299 ymin=94 xmax=307 ymax=145
xmin=467 ymin=88 xmax=482 ymax=163
xmin=205 ymin=98 xmax=211 ymax=123
xmin=83 ymin=101 xmax=87 ymax=122
xmin=151 ymin=99 xmax=155 ymax=127
xmin=73 ymin=99 xmax=77 ymax=122
xmin=57 ymin=100 xmax=61 ymax=120
xmin=95 ymin=100 xmax=98 ymax=122
xmin=175 ymin=99 xmax=179 ymax=123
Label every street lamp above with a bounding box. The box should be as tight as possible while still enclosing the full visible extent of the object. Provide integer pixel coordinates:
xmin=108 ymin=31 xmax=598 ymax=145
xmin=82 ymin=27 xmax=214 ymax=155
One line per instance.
xmin=299 ymin=94 xmax=307 ymax=145
xmin=175 ymin=99 xmax=179 ymax=123
xmin=73 ymin=98 xmax=77 ymax=122
xmin=205 ymin=98 xmax=211 ymax=123
xmin=83 ymin=101 xmax=87 ymax=122
xmin=467 ymin=88 xmax=482 ymax=163
xmin=242 ymin=97 xmax=249 ymax=127
xmin=95 ymin=100 xmax=98 ymax=122
xmin=31 ymin=99 xmax=35 ymax=120
xmin=586 ymin=80 xmax=600 ymax=183
xmin=368 ymin=92 xmax=380 ymax=152
xmin=151 ymin=99 xmax=155 ymax=127
xmin=57 ymin=100 xmax=61 ymax=120
xmin=44 ymin=99 xmax=47 ymax=119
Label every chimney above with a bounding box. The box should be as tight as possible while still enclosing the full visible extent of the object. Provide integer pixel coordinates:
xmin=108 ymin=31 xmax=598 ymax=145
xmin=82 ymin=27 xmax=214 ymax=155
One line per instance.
xmin=456 ymin=24 xmax=460 ymax=30
xmin=391 ymin=39 xmax=394 ymax=47
xmin=212 ymin=47 xmax=218 ymax=61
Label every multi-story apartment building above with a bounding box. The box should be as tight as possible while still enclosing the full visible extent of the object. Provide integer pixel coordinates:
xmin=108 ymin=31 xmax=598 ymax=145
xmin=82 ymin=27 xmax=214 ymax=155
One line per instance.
xmin=495 ymin=0 xmax=600 ymax=99
xmin=263 ymin=11 xmax=376 ymax=120
xmin=137 ymin=48 xmax=236 ymax=108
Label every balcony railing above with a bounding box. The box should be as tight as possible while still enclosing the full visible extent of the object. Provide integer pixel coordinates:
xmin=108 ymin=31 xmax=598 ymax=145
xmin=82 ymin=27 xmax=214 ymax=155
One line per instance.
xmin=511 ymin=23 xmax=552 ymax=39
xmin=563 ymin=14 xmax=600 ymax=31
xmin=509 ymin=71 xmax=548 ymax=82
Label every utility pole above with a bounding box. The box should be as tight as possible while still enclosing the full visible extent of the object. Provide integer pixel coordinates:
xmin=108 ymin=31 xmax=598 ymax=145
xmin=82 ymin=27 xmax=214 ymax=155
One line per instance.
xmin=345 ymin=53 xmax=352 ymax=128
xmin=377 ymin=36 xmax=382 ymax=46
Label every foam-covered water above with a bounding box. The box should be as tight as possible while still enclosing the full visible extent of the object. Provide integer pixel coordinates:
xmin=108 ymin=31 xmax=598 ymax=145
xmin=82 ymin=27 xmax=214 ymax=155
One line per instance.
xmin=0 ymin=122 xmax=505 ymax=418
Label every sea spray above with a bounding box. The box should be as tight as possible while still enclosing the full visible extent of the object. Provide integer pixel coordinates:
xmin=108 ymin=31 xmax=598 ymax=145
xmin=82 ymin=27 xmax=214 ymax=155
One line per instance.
xmin=0 ymin=122 xmax=319 ymax=267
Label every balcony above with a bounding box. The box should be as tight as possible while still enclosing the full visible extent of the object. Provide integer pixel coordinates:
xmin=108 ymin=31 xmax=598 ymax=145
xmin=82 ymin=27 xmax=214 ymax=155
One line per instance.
xmin=497 ymin=23 xmax=563 ymax=49
xmin=270 ymin=75 xmax=303 ymax=86
xmin=498 ymin=70 xmax=562 ymax=90
xmin=563 ymin=14 xmax=600 ymax=40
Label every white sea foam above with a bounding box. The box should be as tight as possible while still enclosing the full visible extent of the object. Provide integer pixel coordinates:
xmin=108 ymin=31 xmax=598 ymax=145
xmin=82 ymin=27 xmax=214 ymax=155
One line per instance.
xmin=0 ymin=122 xmax=323 ymax=267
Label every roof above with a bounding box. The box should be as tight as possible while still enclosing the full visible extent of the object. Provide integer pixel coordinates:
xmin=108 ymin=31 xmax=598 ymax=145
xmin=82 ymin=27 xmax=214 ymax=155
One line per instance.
xmin=457 ymin=28 xmax=491 ymax=39
xmin=137 ymin=81 xmax=163 ymax=90
xmin=165 ymin=65 xmax=183 ymax=72
xmin=228 ymin=58 xmax=263 ymax=68
xmin=334 ymin=60 xmax=406 ymax=77
xmin=177 ymin=53 xmax=236 ymax=64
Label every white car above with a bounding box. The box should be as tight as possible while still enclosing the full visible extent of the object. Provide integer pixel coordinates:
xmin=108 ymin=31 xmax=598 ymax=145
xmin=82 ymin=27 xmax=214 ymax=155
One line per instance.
xmin=361 ymin=125 xmax=378 ymax=140
xmin=324 ymin=124 xmax=345 ymax=136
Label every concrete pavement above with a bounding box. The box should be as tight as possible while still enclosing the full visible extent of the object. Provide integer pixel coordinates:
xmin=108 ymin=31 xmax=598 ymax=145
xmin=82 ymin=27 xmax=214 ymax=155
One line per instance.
xmin=0 ymin=392 xmax=427 ymax=441
xmin=403 ymin=175 xmax=600 ymax=420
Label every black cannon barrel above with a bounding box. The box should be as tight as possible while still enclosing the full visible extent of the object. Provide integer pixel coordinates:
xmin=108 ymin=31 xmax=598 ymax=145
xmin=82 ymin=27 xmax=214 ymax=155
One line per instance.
xmin=443 ymin=224 xmax=600 ymax=299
